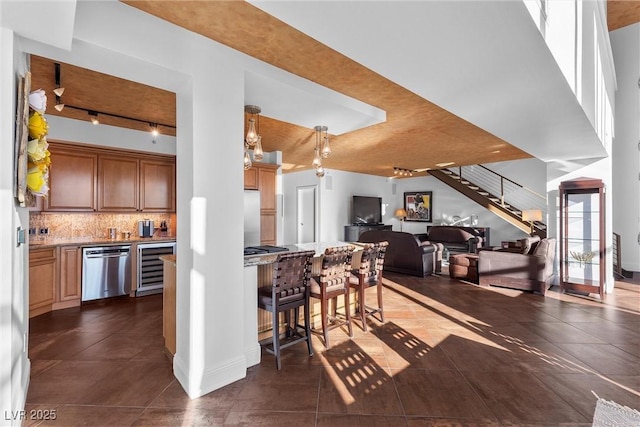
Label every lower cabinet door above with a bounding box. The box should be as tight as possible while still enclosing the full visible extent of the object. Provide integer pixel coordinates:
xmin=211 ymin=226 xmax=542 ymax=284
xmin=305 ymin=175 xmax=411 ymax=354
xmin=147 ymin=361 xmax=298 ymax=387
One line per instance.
xmin=56 ymin=246 xmax=82 ymax=308
xmin=29 ymin=248 xmax=56 ymax=318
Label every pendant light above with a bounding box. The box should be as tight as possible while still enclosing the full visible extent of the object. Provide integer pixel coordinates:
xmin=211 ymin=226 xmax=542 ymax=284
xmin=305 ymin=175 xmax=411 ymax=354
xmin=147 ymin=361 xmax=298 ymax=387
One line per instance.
xmin=253 ymin=136 xmax=264 ymax=161
xmin=312 ymin=125 xmax=329 ymax=178
xmin=243 ymin=143 xmax=252 ymax=170
xmin=244 ymin=105 xmax=261 ymax=147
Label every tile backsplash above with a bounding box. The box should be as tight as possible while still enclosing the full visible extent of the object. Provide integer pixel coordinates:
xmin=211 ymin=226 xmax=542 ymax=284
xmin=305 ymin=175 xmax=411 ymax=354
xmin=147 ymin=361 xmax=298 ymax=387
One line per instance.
xmin=30 ymin=213 xmax=175 ymax=240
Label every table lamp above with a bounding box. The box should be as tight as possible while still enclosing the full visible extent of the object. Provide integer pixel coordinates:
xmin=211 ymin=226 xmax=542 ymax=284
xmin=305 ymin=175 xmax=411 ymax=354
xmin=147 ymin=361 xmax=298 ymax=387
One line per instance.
xmin=395 ymin=208 xmax=408 ymax=232
xmin=522 ymin=209 xmax=543 ymax=235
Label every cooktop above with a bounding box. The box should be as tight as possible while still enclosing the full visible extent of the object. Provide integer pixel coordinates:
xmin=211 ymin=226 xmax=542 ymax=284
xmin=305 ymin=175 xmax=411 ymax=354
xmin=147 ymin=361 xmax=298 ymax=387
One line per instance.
xmin=243 ymin=245 xmax=290 ymax=256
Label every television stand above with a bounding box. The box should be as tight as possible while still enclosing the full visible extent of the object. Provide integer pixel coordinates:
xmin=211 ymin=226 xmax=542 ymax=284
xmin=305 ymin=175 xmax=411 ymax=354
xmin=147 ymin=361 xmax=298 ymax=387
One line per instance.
xmin=344 ymin=224 xmax=392 ymax=242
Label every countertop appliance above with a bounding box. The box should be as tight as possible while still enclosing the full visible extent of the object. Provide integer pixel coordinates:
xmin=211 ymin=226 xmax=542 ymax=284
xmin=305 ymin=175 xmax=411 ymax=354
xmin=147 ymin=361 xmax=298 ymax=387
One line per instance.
xmin=138 ymin=219 xmax=154 ymax=238
xmin=136 ymin=241 xmax=176 ymax=296
xmin=244 ymin=190 xmax=260 ymax=247
xmin=82 ymin=245 xmax=132 ymax=301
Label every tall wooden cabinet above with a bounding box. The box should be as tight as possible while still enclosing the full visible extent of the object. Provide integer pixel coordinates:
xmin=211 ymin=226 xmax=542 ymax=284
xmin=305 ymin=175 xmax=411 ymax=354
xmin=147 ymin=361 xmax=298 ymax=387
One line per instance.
xmin=244 ymin=164 xmax=278 ymax=245
xmin=559 ymin=178 xmax=606 ymax=299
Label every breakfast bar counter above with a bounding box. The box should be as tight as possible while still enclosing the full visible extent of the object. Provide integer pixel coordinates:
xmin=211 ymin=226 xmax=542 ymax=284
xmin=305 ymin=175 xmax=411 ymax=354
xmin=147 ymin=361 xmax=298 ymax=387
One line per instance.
xmin=243 ymin=241 xmax=361 ymax=368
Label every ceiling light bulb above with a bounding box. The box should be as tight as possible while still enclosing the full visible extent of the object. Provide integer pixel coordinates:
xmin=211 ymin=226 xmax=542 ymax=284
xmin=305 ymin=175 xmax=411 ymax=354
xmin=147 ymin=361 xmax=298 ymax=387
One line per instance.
xmin=243 ymin=145 xmax=252 ymax=170
xmin=312 ymin=148 xmax=322 ymax=168
xmin=321 ymin=135 xmax=331 ymax=158
xmin=316 ymin=165 xmax=325 ymax=178
xmin=150 ymin=124 xmax=159 ymax=137
xmin=53 ymin=87 xmax=65 ymax=97
xmin=253 ymin=136 xmax=264 ymax=162
xmin=54 ymin=103 xmax=65 ymax=112
xmin=246 ymin=118 xmax=258 ymax=146
xmin=89 ymin=112 xmax=99 ymax=125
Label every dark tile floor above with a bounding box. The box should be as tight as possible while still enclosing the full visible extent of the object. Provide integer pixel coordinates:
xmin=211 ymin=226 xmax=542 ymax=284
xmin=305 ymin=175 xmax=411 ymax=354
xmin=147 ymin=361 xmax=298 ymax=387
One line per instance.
xmin=26 ymin=273 xmax=640 ymax=426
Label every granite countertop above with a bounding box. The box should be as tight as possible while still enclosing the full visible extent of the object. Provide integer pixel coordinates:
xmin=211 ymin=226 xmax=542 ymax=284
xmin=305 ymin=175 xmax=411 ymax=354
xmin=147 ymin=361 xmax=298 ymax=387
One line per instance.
xmin=243 ymin=241 xmax=358 ymax=267
xmin=29 ymin=234 xmax=177 ymax=249
xmin=159 ymin=254 xmax=177 ymax=265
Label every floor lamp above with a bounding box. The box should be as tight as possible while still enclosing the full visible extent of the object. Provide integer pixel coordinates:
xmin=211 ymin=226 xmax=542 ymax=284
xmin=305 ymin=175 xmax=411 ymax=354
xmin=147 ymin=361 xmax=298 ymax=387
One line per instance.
xmin=522 ymin=209 xmax=543 ymax=235
xmin=395 ymin=208 xmax=408 ymax=232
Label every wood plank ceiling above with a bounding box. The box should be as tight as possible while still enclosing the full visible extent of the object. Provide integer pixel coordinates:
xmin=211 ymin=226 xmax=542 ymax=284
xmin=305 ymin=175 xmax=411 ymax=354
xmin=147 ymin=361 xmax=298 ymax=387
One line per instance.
xmin=32 ymin=1 xmax=640 ymax=177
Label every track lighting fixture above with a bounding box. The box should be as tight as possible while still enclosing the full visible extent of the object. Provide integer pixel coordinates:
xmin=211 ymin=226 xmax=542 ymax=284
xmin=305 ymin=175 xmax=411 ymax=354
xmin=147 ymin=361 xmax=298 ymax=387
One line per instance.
xmin=393 ymin=167 xmax=414 ymax=177
xmin=88 ymin=111 xmax=99 ymax=125
xmin=53 ymin=62 xmax=65 ymax=111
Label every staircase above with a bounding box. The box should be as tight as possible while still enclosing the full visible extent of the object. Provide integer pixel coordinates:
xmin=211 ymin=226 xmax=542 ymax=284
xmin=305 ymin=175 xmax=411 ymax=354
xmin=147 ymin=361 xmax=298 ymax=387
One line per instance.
xmin=429 ymin=165 xmax=547 ymax=237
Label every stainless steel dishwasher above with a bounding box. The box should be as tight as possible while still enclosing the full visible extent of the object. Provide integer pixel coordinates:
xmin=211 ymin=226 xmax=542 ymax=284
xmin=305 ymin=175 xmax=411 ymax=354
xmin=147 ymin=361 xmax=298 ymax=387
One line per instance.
xmin=82 ymin=245 xmax=132 ymax=301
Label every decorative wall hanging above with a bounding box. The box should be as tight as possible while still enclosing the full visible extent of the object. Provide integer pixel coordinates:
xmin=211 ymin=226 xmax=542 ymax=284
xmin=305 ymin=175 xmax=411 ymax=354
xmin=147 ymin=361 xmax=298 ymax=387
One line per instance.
xmin=404 ymin=191 xmax=433 ymax=222
xmin=14 ymin=71 xmax=52 ymax=207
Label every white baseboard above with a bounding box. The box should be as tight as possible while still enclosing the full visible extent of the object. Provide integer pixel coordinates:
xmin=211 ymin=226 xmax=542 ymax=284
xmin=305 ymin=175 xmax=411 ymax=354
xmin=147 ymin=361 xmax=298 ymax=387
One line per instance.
xmin=245 ymin=344 xmax=261 ymax=368
xmin=173 ymin=353 xmax=247 ymax=399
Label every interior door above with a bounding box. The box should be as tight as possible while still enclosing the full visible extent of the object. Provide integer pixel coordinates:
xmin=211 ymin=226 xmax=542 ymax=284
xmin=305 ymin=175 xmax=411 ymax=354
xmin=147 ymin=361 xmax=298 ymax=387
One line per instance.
xmin=297 ymin=186 xmax=316 ymax=244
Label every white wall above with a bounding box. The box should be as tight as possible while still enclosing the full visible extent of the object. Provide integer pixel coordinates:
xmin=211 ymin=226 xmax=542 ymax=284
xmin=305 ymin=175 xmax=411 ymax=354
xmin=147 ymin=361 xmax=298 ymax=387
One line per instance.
xmin=0 ymin=28 xmax=31 ymax=426
xmin=610 ymin=24 xmax=640 ymax=272
xmin=532 ymin=0 xmax=616 ymax=151
xmin=393 ymin=175 xmax=531 ymax=246
xmin=46 ymin=115 xmax=177 ymax=155
xmin=281 ymin=158 xmax=546 ymax=246
xmin=282 ymin=169 xmax=392 ymax=243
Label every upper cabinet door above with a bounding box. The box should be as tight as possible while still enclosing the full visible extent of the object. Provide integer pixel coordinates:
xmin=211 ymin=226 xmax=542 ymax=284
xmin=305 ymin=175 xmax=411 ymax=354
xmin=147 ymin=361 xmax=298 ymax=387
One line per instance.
xmin=244 ymin=167 xmax=258 ymax=190
xmin=45 ymin=149 xmax=98 ymax=211
xmin=258 ymin=166 xmax=277 ymax=211
xmin=98 ymin=155 xmax=139 ymax=212
xmin=140 ymin=159 xmax=176 ymax=212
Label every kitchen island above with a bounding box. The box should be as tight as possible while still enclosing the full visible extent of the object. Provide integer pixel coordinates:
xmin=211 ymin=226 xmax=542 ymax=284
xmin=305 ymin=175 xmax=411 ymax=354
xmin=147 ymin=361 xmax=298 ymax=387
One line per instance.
xmin=243 ymin=241 xmax=362 ymax=368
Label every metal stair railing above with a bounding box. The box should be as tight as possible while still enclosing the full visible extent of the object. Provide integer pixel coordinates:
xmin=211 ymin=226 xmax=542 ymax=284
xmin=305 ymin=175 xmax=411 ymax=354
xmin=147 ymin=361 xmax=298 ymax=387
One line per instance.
xmin=447 ymin=165 xmax=547 ymax=215
xmin=613 ymin=232 xmax=624 ymax=279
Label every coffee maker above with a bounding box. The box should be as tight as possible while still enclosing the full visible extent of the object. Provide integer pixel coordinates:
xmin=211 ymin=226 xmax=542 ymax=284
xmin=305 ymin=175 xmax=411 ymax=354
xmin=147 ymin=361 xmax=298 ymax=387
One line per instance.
xmin=138 ymin=219 xmax=154 ymax=238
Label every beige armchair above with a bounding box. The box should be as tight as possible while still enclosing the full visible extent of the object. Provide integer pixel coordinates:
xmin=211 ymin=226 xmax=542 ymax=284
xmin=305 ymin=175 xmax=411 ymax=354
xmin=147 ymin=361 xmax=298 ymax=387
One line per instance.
xmin=478 ymin=237 xmax=556 ymax=295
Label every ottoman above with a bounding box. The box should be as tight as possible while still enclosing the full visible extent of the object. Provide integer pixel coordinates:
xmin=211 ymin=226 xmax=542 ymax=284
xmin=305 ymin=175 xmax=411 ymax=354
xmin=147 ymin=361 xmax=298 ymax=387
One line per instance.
xmin=449 ymin=253 xmax=479 ymax=283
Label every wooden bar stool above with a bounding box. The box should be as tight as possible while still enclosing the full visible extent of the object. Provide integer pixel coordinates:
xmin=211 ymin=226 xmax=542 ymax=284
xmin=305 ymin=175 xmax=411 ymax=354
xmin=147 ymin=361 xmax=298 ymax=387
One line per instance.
xmin=310 ymin=245 xmax=355 ymax=348
xmin=349 ymin=241 xmax=388 ymax=332
xmin=257 ymin=250 xmax=316 ymax=370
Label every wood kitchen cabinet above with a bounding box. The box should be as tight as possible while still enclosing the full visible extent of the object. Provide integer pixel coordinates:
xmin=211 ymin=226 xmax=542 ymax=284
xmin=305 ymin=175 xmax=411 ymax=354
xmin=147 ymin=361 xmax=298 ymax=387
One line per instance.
xmin=244 ymin=163 xmax=278 ymax=245
xmin=243 ymin=167 xmax=258 ymax=190
xmin=46 ymin=141 xmax=176 ymax=213
xmin=140 ymin=159 xmax=176 ymax=212
xmin=54 ymin=246 xmax=82 ymax=310
xmin=98 ymin=155 xmax=139 ymax=211
xmin=45 ymin=148 xmax=98 ymax=211
xmin=29 ymin=247 xmax=57 ymax=318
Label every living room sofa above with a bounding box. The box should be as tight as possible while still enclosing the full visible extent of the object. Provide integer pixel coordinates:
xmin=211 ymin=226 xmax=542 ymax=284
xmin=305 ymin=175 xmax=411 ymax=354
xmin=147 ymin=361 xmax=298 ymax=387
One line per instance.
xmin=359 ymin=230 xmax=439 ymax=277
xmin=423 ymin=226 xmax=484 ymax=254
xmin=478 ymin=236 xmax=556 ymax=295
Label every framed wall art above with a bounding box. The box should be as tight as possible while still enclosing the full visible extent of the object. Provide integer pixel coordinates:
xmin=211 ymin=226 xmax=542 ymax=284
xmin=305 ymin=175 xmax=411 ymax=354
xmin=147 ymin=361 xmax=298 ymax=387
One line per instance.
xmin=404 ymin=191 xmax=432 ymax=222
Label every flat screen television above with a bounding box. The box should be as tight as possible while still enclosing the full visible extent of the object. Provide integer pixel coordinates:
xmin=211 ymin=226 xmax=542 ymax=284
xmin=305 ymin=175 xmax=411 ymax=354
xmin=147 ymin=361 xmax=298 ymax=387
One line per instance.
xmin=352 ymin=195 xmax=382 ymax=225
